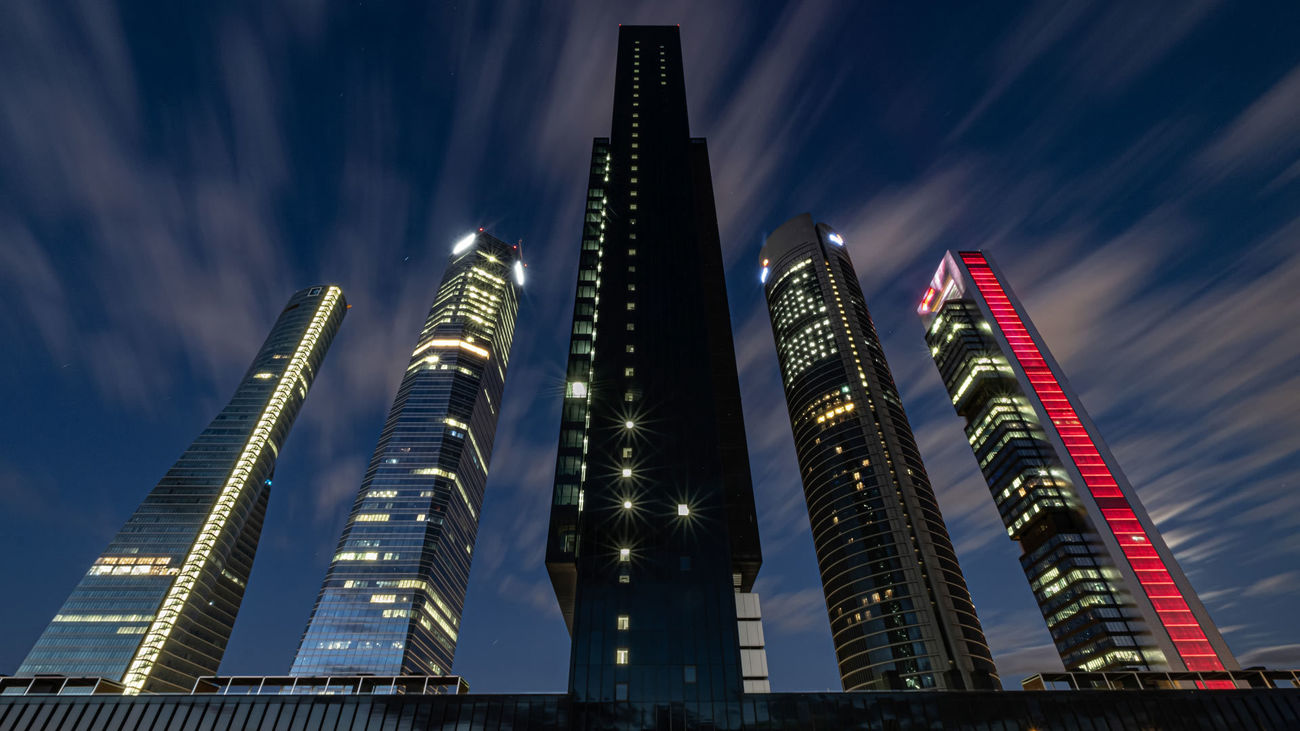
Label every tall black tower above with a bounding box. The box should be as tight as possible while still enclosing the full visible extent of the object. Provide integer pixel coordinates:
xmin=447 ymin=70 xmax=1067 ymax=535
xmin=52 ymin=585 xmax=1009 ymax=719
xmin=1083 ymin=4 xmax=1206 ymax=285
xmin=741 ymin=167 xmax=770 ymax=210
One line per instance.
xmin=545 ymin=26 xmax=762 ymax=714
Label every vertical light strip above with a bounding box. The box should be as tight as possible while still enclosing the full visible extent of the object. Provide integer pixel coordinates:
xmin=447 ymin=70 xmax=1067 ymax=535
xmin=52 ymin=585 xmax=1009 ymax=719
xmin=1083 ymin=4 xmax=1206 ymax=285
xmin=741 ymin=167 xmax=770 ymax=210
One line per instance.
xmin=958 ymin=253 xmax=1226 ymax=675
xmin=121 ymin=287 xmax=342 ymax=694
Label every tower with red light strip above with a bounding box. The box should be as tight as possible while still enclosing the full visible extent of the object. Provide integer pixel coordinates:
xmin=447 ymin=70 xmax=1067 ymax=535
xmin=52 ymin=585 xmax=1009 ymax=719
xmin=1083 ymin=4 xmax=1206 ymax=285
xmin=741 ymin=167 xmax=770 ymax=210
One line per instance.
xmin=918 ymin=251 xmax=1237 ymax=677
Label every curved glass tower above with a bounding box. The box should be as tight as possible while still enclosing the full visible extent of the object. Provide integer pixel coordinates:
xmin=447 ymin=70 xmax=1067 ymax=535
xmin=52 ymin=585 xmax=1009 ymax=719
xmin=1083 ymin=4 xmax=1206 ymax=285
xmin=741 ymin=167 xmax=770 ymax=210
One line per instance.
xmin=291 ymin=231 xmax=522 ymax=677
xmin=18 ymin=285 xmax=347 ymax=693
xmin=759 ymin=214 xmax=997 ymax=691
xmin=918 ymin=251 xmax=1237 ymax=679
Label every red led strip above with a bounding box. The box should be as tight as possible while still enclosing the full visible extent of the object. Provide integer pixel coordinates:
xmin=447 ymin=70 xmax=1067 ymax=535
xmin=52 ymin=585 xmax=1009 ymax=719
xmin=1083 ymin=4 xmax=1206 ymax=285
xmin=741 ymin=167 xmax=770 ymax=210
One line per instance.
xmin=959 ymin=252 xmax=1226 ymax=676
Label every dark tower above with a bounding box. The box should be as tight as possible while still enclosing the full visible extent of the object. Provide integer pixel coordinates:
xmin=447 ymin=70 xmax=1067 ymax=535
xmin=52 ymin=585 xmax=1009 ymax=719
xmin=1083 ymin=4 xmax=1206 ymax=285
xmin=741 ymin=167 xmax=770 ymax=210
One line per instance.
xmin=758 ymin=214 xmax=998 ymax=690
xmin=544 ymin=26 xmax=762 ymax=714
xmin=18 ymin=286 xmax=347 ymax=693
xmin=292 ymin=231 xmax=523 ymax=677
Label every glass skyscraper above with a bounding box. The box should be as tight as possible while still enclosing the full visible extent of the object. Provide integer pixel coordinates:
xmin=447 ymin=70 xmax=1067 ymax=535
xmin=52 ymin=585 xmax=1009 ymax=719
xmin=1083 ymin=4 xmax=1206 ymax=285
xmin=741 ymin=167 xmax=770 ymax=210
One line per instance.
xmin=544 ymin=25 xmax=763 ymax=715
xmin=757 ymin=214 xmax=998 ymax=691
xmin=18 ymin=285 xmax=347 ymax=694
xmin=291 ymin=231 xmax=522 ymax=677
xmin=918 ymin=251 xmax=1237 ymax=678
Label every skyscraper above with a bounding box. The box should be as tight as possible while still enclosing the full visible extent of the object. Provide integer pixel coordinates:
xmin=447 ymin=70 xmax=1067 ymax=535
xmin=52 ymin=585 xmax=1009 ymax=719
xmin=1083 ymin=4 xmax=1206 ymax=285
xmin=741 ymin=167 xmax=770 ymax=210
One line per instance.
xmin=918 ymin=251 xmax=1237 ymax=676
xmin=758 ymin=214 xmax=998 ymax=691
xmin=544 ymin=26 xmax=762 ymax=711
xmin=291 ymin=231 xmax=522 ymax=677
xmin=18 ymin=286 xmax=347 ymax=694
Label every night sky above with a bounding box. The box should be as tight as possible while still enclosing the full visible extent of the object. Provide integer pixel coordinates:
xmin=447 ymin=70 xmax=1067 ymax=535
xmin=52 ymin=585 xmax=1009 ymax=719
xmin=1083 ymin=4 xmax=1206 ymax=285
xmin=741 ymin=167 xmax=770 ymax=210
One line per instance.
xmin=3 ymin=1 xmax=1299 ymax=692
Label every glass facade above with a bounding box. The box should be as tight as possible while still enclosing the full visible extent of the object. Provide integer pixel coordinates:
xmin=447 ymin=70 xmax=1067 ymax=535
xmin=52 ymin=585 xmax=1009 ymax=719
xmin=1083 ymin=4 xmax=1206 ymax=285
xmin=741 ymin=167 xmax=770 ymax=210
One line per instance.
xmin=918 ymin=251 xmax=1238 ymax=677
xmin=291 ymin=232 xmax=522 ymax=677
xmin=3 ymin=689 xmax=1298 ymax=730
xmin=16 ymin=286 xmax=348 ymax=693
xmin=757 ymin=215 xmax=997 ymax=691
xmin=544 ymin=26 xmax=762 ymax=715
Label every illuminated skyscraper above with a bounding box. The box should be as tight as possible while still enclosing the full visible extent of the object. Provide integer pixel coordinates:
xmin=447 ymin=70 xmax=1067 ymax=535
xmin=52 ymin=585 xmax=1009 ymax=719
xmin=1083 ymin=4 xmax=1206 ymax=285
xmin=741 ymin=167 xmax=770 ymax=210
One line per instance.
xmin=544 ymin=26 xmax=763 ymax=710
xmin=291 ymin=231 xmax=522 ymax=677
xmin=18 ymin=286 xmax=347 ymax=693
xmin=918 ymin=251 xmax=1237 ymax=676
xmin=758 ymin=214 xmax=998 ymax=691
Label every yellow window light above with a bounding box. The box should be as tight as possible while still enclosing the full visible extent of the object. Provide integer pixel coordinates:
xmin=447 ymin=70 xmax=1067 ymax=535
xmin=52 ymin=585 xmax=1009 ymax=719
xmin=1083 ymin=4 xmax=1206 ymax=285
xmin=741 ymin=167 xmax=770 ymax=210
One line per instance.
xmin=411 ymin=338 xmax=489 ymax=359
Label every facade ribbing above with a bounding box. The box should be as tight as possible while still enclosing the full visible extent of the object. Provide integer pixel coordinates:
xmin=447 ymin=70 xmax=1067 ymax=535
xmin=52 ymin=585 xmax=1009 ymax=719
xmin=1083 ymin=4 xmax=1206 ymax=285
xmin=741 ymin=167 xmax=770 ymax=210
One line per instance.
xmin=759 ymin=214 xmax=997 ymax=690
xmin=291 ymin=232 xmax=522 ymax=677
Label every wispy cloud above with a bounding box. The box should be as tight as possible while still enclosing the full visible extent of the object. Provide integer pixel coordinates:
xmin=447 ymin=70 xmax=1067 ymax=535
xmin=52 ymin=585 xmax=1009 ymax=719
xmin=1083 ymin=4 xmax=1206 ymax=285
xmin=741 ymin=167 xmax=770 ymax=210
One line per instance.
xmin=1239 ymin=644 xmax=1300 ymax=668
xmin=950 ymin=1 xmax=1219 ymax=139
xmin=753 ymin=579 xmax=827 ymax=634
xmin=1198 ymin=62 xmax=1300 ymax=180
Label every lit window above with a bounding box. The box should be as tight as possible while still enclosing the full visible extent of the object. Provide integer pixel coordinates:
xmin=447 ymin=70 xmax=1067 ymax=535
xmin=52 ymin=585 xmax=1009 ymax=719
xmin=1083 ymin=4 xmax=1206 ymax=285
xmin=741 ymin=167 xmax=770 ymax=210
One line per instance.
xmin=627 ymin=283 xmax=636 ymax=291
xmin=567 ymin=381 xmax=588 ymax=398
xmin=622 ymin=446 xmax=633 ymax=457
xmin=626 ymin=344 xmax=635 ymax=353
xmin=619 ymin=573 xmax=630 ymax=583
xmin=624 ymin=367 xmax=635 ymax=377
xmin=621 ymin=468 xmax=632 ymax=477
xmin=623 ymin=500 xmax=633 ymax=510
xmin=619 ymin=548 xmax=630 ymax=561
xmin=617 ymin=615 xmax=629 ymax=630
xmin=253 ymin=372 xmax=275 ymax=380
xmin=628 ymin=248 xmax=637 ymax=256
xmin=626 ymin=323 xmax=635 ymax=331
xmin=677 ymin=504 xmax=689 ymax=516
xmin=624 ymin=391 xmax=634 ymax=402
xmin=616 ymin=648 xmax=629 ymax=665
xmin=627 ymin=302 xmax=636 ymax=310
xmin=625 ymin=420 xmax=635 ymax=429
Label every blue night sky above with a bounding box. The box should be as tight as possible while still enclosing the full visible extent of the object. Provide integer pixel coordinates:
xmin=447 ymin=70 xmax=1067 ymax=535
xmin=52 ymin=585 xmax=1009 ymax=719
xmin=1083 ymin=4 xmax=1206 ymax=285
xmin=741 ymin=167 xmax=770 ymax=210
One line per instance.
xmin=2 ymin=2 xmax=1299 ymax=692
